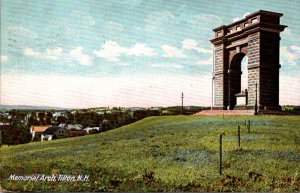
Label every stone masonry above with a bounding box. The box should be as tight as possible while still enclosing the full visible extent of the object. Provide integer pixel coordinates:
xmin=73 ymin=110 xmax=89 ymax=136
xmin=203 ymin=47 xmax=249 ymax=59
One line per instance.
xmin=210 ymin=10 xmax=286 ymax=110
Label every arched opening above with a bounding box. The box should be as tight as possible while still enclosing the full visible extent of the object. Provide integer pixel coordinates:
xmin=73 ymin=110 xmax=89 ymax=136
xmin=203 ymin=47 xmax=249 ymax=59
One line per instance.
xmin=228 ymin=53 xmax=247 ymax=109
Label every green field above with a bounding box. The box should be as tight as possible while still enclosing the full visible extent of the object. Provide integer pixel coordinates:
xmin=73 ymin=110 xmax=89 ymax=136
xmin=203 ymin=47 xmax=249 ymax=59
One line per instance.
xmin=1 ymin=115 xmax=299 ymax=192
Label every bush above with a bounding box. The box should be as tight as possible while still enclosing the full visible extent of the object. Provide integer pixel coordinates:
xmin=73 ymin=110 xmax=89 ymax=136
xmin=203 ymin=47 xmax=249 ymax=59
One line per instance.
xmin=89 ymin=129 xmax=100 ymax=134
xmin=0 ymin=124 xmax=31 ymax=145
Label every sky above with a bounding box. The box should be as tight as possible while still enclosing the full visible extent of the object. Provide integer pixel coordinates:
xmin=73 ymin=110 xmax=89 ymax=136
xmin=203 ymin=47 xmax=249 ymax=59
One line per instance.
xmin=1 ymin=0 xmax=300 ymax=108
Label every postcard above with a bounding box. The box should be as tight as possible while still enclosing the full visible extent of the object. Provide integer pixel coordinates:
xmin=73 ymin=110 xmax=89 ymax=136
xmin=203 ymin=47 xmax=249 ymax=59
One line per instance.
xmin=0 ymin=0 xmax=299 ymax=192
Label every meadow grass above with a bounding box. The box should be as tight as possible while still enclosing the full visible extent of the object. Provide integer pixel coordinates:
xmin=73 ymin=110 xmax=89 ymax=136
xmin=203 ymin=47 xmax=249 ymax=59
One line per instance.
xmin=0 ymin=115 xmax=299 ymax=192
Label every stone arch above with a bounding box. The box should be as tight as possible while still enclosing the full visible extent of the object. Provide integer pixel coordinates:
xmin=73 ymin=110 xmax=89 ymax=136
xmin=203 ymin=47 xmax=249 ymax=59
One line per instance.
xmin=210 ymin=10 xmax=287 ymax=111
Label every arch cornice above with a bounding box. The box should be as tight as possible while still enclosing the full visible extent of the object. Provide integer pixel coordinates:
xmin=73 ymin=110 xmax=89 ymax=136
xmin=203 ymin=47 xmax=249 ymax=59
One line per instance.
xmin=210 ymin=10 xmax=287 ymax=46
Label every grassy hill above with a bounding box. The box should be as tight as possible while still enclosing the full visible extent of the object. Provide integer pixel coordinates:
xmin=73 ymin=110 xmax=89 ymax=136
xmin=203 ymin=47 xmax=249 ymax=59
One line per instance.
xmin=1 ymin=115 xmax=299 ymax=192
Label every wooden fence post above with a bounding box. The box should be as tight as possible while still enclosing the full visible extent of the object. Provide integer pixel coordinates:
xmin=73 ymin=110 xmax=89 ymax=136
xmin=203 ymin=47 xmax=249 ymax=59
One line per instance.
xmin=219 ymin=134 xmax=222 ymax=175
xmin=0 ymin=130 xmax=2 ymax=148
xmin=238 ymin=126 xmax=241 ymax=147
xmin=247 ymin=120 xmax=251 ymax=133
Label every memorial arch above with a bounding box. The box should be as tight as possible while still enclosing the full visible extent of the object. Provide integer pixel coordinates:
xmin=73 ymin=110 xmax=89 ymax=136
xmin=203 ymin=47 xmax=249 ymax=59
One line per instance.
xmin=211 ymin=10 xmax=287 ymax=111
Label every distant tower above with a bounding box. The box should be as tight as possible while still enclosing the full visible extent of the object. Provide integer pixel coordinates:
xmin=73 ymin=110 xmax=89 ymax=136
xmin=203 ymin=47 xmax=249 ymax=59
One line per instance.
xmin=181 ymin=92 xmax=184 ymax=114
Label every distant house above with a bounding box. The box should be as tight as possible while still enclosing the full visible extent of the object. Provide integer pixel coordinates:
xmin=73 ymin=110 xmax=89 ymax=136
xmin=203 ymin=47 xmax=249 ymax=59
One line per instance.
xmin=41 ymin=126 xmax=69 ymax=141
xmin=59 ymin=123 xmax=82 ymax=130
xmin=84 ymin=127 xmax=100 ymax=133
xmin=128 ymin=107 xmax=146 ymax=111
xmin=0 ymin=122 xmax=10 ymax=126
xmin=150 ymin=107 xmax=161 ymax=111
xmin=30 ymin=125 xmax=52 ymax=141
xmin=52 ymin=112 xmax=66 ymax=118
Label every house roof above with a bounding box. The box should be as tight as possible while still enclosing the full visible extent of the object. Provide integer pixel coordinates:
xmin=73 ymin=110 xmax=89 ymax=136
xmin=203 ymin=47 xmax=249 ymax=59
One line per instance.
xmin=44 ymin=126 xmax=65 ymax=135
xmin=32 ymin=125 xmax=52 ymax=133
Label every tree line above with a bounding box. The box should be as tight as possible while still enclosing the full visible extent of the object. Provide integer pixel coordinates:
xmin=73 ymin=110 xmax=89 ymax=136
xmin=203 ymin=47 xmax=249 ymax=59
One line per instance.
xmin=0 ymin=106 xmax=208 ymax=146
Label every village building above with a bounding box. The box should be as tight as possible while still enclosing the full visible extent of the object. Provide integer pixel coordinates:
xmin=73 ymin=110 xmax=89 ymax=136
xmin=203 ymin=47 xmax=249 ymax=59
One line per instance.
xmin=30 ymin=125 xmax=52 ymax=141
xmin=41 ymin=126 xmax=69 ymax=141
xmin=0 ymin=122 xmax=10 ymax=125
xmin=84 ymin=127 xmax=100 ymax=133
xmin=58 ymin=123 xmax=83 ymax=130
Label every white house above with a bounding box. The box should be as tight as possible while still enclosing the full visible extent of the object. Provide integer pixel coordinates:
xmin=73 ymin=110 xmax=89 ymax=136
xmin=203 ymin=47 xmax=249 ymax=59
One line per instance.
xmin=84 ymin=127 xmax=100 ymax=133
xmin=30 ymin=125 xmax=51 ymax=141
xmin=59 ymin=123 xmax=82 ymax=130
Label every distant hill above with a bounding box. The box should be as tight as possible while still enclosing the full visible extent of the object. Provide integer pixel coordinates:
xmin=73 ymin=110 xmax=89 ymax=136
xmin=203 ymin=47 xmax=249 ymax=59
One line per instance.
xmin=0 ymin=105 xmax=71 ymax=110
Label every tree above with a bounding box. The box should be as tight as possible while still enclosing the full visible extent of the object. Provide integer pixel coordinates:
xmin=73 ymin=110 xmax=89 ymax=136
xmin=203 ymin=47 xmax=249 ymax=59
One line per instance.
xmin=133 ymin=110 xmax=147 ymax=120
xmin=28 ymin=111 xmax=39 ymax=126
xmin=66 ymin=111 xmax=74 ymax=124
xmin=38 ymin=112 xmax=46 ymax=125
xmin=9 ymin=110 xmax=26 ymax=125
xmin=56 ymin=116 xmax=67 ymax=124
xmin=0 ymin=113 xmax=9 ymax=123
xmin=89 ymin=129 xmax=100 ymax=134
xmin=0 ymin=124 xmax=31 ymax=145
xmin=45 ymin=112 xmax=53 ymax=125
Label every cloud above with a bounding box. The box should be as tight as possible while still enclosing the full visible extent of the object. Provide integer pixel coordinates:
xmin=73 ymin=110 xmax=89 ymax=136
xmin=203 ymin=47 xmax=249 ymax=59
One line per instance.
xmin=281 ymin=45 xmax=300 ymax=66
xmin=127 ymin=44 xmax=156 ymax=56
xmin=94 ymin=41 xmax=128 ymax=62
xmin=191 ymin=14 xmax=222 ymax=25
xmin=24 ymin=47 xmax=92 ymax=65
xmin=232 ymin=12 xmax=251 ymax=22
xmin=243 ymin=12 xmax=251 ymax=18
xmin=233 ymin=17 xmax=240 ymax=22
xmin=182 ymin=39 xmax=212 ymax=54
xmin=182 ymin=39 xmax=198 ymax=50
xmin=24 ymin=48 xmax=35 ymax=56
xmin=161 ymin=45 xmax=186 ymax=58
xmin=46 ymin=47 xmax=63 ymax=56
xmin=1 ymin=56 xmax=8 ymax=62
xmin=69 ymin=47 xmax=92 ymax=65
xmin=288 ymin=45 xmax=300 ymax=59
xmin=94 ymin=41 xmax=157 ymax=62
xmin=151 ymin=63 xmax=183 ymax=69
xmin=24 ymin=48 xmax=57 ymax=61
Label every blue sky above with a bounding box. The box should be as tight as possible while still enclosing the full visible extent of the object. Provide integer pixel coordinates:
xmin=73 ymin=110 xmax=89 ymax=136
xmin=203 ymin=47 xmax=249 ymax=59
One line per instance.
xmin=1 ymin=0 xmax=299 ymax=108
